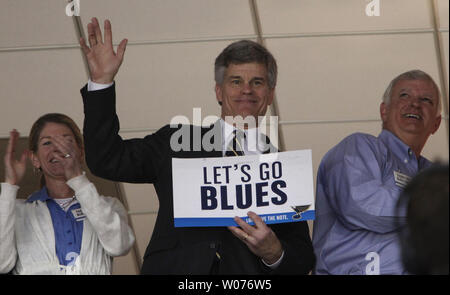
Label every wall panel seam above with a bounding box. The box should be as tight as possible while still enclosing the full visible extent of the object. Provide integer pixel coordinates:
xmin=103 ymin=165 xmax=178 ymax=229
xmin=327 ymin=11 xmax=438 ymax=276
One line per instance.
xmin=2 ymin=116 xmax=448 ymax=138
xmin=2 ymin=28 xmax=445 ymax=53
xmin=0 ymin=35 xmax=257 ymax=53
xmin=430 ymin=0 xmax=449 ymax=145
xmin=262 ymin=28 xmax=435 ymax=39
xmin=249 ymin=0 xmax=286 ymax=151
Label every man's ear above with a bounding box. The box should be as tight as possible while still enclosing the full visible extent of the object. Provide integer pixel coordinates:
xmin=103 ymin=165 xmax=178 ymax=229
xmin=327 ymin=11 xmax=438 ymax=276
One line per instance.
xmin=267 ymin=88 xmax=275 ymax=106
xmin=215 ymin=84 xmax=223 ymax=106
xmin=380 ymin=102 xmax=388 ymax=123
xmin=431 ymin=115 xmax=442 ymax=135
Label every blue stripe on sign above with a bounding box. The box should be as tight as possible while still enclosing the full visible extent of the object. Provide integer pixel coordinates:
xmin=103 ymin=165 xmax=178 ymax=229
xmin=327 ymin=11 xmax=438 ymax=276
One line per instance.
xmin=174 ymin=210 xmax=315 ymax=227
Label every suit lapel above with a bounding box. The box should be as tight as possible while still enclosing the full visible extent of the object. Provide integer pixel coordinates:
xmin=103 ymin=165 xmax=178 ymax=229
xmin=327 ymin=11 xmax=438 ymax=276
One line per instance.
xmin=200 ymin=120 xmax=223 ymax=158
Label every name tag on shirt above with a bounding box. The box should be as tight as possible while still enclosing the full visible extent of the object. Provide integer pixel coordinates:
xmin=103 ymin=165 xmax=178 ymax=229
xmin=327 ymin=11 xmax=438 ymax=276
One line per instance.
xmin=71 ymin=208 xmax=86 ymax=221
xmin=393 ymin=170 xmax=412 ymax=188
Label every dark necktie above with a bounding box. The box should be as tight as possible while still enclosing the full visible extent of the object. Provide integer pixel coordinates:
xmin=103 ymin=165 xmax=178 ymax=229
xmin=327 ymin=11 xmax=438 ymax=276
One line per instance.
xmin=225 ymin=130 xmax=245 ymax=157
xmin=211 ymin=130 xmax=245 ymax=274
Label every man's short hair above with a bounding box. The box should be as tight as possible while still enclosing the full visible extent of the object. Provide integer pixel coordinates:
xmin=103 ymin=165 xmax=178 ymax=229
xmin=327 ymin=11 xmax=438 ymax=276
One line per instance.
xmin=382 ymin=69 xmax=442 ymax=115
xmin=214 ymin=40 xmax=277 ymax=89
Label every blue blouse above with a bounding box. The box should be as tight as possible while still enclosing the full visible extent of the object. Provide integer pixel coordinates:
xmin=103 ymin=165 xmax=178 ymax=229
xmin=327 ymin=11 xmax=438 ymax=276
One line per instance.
xmin=26 ymin=187 xmax=84 ymax=266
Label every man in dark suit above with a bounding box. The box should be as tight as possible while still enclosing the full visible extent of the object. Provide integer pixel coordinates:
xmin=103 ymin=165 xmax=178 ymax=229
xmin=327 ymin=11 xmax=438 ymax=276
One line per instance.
xmin=79 ymin=17 xmax=315 ymax=274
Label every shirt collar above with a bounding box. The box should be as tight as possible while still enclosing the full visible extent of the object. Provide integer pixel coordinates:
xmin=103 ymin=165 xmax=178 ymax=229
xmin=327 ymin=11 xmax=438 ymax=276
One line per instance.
xmin=221 ymin=118 xmax=236 ymax=149
xmin=379 ymin=129 xmax=412 ymax=155
xmin=219 ymin=118 xmax=269 ymax=154
xmin=379 ymin=129 xmax=430 ymax=168
xmin=26 ymin=186 xmax=51 ymax=203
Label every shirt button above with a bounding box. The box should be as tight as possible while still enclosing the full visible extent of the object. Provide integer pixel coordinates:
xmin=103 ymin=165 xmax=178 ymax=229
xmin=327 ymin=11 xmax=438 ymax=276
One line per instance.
xmin=68 ymin=242 xmax=73 ymax=245
xmin=404 ymin=159 xmax=408 ymax=164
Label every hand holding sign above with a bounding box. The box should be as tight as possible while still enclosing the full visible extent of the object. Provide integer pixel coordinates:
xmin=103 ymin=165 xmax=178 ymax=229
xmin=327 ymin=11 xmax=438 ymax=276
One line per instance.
xmin=228 ymin=211 xmax=283 ymax=265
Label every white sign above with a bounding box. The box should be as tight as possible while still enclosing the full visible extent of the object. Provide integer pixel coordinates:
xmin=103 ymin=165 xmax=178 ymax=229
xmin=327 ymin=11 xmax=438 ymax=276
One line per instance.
xmin=172 ymin=150 xmax=315 ymax=227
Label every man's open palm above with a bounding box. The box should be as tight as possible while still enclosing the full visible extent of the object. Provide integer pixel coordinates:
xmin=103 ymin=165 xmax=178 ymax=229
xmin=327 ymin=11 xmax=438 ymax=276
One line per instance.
xmin=79 ymin=17 xmax=127 ymax=84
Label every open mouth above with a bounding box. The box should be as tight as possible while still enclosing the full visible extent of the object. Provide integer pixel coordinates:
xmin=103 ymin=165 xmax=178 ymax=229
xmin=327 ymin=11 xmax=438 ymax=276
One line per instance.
xmin=403 ymin=113 xmax=422 ymax=120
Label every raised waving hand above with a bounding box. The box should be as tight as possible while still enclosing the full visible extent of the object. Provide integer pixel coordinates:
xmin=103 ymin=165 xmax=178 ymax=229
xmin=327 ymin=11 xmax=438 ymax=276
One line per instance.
xmin=79 ymin=17 xmax=128 ymax=84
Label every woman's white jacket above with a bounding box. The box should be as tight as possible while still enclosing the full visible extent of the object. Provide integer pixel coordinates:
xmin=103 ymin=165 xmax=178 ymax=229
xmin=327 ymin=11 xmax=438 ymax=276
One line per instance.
xmin=0 ymin=174 xmax=135 ymax=274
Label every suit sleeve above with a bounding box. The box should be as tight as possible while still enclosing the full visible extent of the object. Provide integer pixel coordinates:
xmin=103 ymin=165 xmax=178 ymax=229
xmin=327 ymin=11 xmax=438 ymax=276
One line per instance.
xmin=266 ymin=221 xmax=315 ymax=274
xmin=81 ymin=84 xmax=172 ymax=184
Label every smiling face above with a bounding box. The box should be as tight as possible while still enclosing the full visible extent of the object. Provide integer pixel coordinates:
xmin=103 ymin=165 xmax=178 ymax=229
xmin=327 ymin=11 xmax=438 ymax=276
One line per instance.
xmin=380 ymin=78 xmax=441 ymax=151
xmin=31 ymin=122 xmax=82 ymax=181
xmin=215 ymin=63 xmax=274 ymax=125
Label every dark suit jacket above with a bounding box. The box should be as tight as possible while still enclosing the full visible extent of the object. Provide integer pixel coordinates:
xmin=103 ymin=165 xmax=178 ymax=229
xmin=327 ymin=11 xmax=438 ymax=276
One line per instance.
xmin=81 ymin=84 xmax=315 ymax=274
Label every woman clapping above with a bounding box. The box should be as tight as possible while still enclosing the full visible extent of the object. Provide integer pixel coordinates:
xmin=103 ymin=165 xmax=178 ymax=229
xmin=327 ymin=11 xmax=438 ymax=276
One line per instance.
xmin=0 ymin=113 xmax=135 ymax=274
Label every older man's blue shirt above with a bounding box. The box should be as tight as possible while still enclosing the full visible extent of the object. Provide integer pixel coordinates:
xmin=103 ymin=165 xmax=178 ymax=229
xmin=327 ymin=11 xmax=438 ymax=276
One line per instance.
xmin=312 ymin=130 xmax=432 ymax=275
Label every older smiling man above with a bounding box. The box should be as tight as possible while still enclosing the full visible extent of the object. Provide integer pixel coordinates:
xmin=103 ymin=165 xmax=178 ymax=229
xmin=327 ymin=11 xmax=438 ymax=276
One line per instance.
xmin=312 ymin=70 xmax=442 ymax=275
